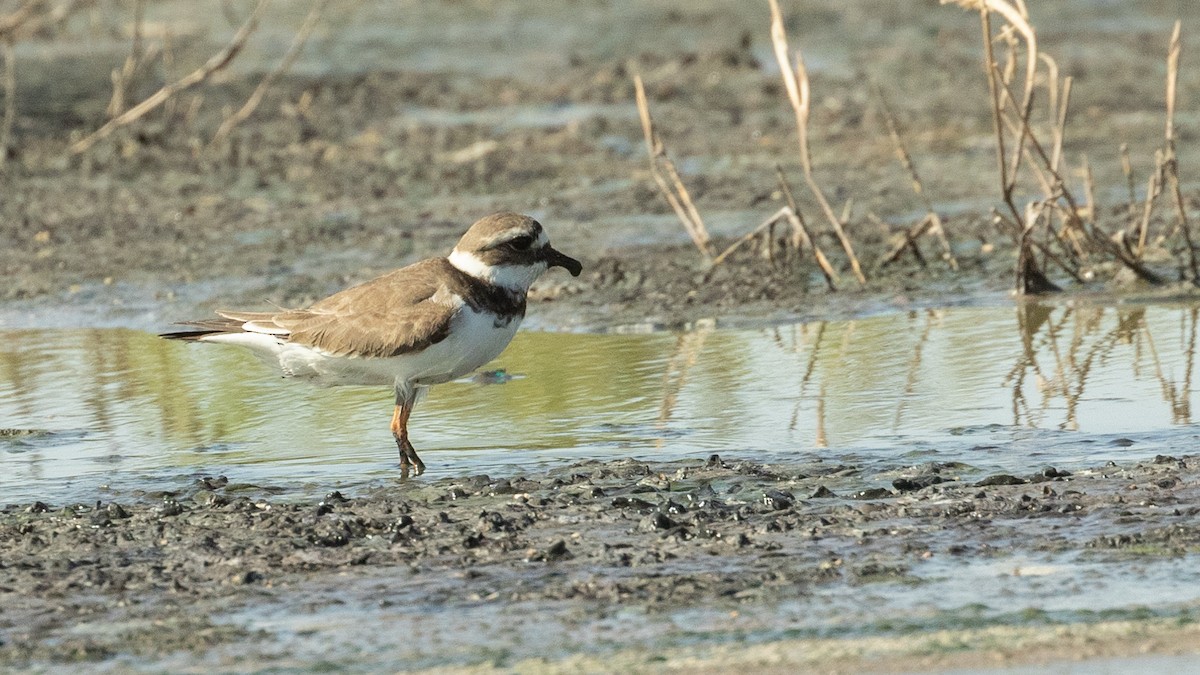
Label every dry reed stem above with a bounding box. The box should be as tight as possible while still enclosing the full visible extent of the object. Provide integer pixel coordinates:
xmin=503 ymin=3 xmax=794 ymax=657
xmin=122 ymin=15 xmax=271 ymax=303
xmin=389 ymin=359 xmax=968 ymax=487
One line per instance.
xmin=1016 ymin=202 xmax=1061 ymax=294
xmin=768 ymin=0 xmax=865 ymax=284
xmin=976 ymin=8 xmax=1017 ymax=226
xmin=776 ymin=164 xmax=839 ymax=290
xmin=0 ymin=38 xmax=13 ymax=171
xmin=1080 ymin=155 xmax=1098 ymax=251
xmin=873 ymin=83 xmax=958 ymax=269
xmin=1161 ymin=20 xmax=1199 ymax=281
xmin=991 ymin=73 xmax=1129 ymax=282
xmin=963 ymin=0 xmax=1054 ymax=287
xmin=1119 ymin=143 xmax=1137 ymax=225
xmin=981 ymin=1 xmax=1037 ymax=200
xmin=211 ymin=0 xmax=327 ymax=147
xmin=774 ymin=166 xmax=810 ymax=250
xmin=1136 ymin=158 xmax=1160 ymax=258
xmin=1049 ymin=75 xmax=1071 ymax=176
xmin=70 ymin=0 xmax=272 ymax=155
xmin=1166 ymin=20 xmax=1181 ymax=144
xmin=632 ymin=75 xmax=713 ymax=259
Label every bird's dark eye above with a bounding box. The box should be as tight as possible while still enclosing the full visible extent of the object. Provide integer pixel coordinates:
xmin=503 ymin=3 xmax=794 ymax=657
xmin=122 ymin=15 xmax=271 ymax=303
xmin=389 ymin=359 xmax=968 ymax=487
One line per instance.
xmin=508 ymin=235 xmax=534 ymax=250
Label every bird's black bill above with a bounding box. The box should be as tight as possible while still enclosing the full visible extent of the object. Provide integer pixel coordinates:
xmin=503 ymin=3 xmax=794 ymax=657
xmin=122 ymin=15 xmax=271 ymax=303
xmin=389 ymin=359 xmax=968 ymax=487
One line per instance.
xmin=546 ymin=247 xmax=583 ymax=276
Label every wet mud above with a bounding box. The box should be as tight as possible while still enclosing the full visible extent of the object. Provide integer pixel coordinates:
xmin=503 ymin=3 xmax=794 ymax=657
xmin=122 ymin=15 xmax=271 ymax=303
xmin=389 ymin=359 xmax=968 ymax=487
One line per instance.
xmin=3 ymin=453 xmax=1200 ymax=670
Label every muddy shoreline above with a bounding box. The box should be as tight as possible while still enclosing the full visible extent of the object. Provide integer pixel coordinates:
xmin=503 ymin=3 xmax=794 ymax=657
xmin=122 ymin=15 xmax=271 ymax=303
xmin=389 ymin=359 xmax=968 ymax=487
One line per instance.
xmin=2 ymin=452 xmax=1200 ymax=670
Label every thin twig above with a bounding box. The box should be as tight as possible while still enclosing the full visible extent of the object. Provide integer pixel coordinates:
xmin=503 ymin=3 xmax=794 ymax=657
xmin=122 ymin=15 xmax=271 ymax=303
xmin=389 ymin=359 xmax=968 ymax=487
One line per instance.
xmin=70 ymin=0 xmax=272 ymax=155
xmin=873 ymin=82 xmax=958 ymax=269
xmin=211 ymin=0 xmax=327 ymax=147
xmin=776 ymin=165 xmax=838 ymax=289
xmin=710 ymin=207 xmax=790 ymax=266
xmin=1120 ymin=143 xmax=1137 ymax=226
xmin=768 ymin=0 xmax=866 ymax=284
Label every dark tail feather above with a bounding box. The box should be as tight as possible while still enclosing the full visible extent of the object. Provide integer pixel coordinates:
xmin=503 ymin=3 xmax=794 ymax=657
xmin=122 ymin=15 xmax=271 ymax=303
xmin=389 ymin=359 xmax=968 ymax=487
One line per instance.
xmin=160 ymin=317 xmax=245 ymax=341
xmin=159 ymin=328 xmax=226 ymax=341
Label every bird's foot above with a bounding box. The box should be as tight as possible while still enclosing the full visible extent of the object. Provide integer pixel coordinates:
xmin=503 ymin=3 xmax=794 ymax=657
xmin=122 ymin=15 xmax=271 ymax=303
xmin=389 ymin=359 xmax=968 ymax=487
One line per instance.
xmin=394 ymin=434 xmax=426 ymax=475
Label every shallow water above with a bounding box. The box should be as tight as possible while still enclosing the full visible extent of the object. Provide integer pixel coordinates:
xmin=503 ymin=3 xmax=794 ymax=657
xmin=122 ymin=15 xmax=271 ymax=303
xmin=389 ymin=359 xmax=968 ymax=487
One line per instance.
xmin=2 ymin=301 xmax=1199 ymax=504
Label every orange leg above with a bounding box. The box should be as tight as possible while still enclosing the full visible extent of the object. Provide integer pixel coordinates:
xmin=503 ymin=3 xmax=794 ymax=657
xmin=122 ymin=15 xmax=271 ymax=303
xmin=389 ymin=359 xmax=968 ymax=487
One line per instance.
xmin=390 ymin=402 xmax=425 ymax=474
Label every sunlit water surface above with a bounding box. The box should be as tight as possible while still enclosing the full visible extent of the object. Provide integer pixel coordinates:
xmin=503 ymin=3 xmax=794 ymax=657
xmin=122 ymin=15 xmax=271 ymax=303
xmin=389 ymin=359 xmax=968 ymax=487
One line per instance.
xmin=3 ymin=302 xmax=1200 ymax=503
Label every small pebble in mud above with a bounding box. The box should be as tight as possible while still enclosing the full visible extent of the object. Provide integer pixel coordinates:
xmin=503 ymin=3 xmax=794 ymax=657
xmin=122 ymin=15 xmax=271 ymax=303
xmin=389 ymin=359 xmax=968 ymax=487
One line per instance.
xmin=196 ymin=476 xmax=229 ymax=490
xmin=639 ymin=512 xmax=676 ymax=531
xmin=850 ymin=488 xmax=893 ymax=500
xmin=157 ymin=497 xmax=184 ymax=517
xmin=761 ymin=490 xmax=794 ymax=510
xmin=810 ymin=486 xmax=838 ymax=499
xmin=661 ymin=499 xmax=688 ymax=515
xmin=525 ymin=540 xmax=572 ymax=562
xmin=893 ymin=476 xmax=946 ymax=492
xmin=974 ymin=474 xmax=1027 ymax=487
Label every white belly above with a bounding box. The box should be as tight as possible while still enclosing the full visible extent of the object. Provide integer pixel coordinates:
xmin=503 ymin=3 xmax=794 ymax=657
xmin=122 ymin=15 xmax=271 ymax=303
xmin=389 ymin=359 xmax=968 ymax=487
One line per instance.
xmin=205 ymin=307 xmax=522 ymax=387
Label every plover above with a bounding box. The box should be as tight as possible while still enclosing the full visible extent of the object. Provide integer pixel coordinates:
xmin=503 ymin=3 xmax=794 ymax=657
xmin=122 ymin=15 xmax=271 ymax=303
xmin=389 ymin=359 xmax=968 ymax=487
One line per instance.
xmin=161 ymin=213 xmax=582 ymax=474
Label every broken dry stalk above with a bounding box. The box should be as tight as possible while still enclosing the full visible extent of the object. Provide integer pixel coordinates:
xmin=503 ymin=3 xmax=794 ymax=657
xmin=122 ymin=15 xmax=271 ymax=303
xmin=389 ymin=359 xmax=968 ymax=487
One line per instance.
xmin=768 ymin=0 xmax=866 ymax=284
xmin=70 ymin=0 xmax=272 ymax=155
xmin=1161 ymin=20 xmax=1199 ymax=282
xmin=1135 ymin=155 xmax=1161 ymax=258
xmin=873 ymin=83 xmax=958 ymax=269
xmin=710 ymin=207 xmax=791 ymax=266
xmin=776 ymin=164 xmax=838 ymax=290
xmin=633 ymin=74 xmax=713 ymax=260
xmin=878 ymin=214 xmax=935 ymax=269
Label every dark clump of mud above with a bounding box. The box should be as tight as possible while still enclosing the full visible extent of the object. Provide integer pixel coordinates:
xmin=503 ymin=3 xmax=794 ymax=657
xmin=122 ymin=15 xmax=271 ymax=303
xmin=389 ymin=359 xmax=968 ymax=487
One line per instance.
xmin=2 ymin=453 xmax=1198 ymax=669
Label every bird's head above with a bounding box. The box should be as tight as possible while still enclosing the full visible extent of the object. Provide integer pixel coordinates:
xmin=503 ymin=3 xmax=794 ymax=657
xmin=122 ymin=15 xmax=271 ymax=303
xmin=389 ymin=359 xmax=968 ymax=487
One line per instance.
xmin=448 ymin=213 xmax=582 ymax=292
